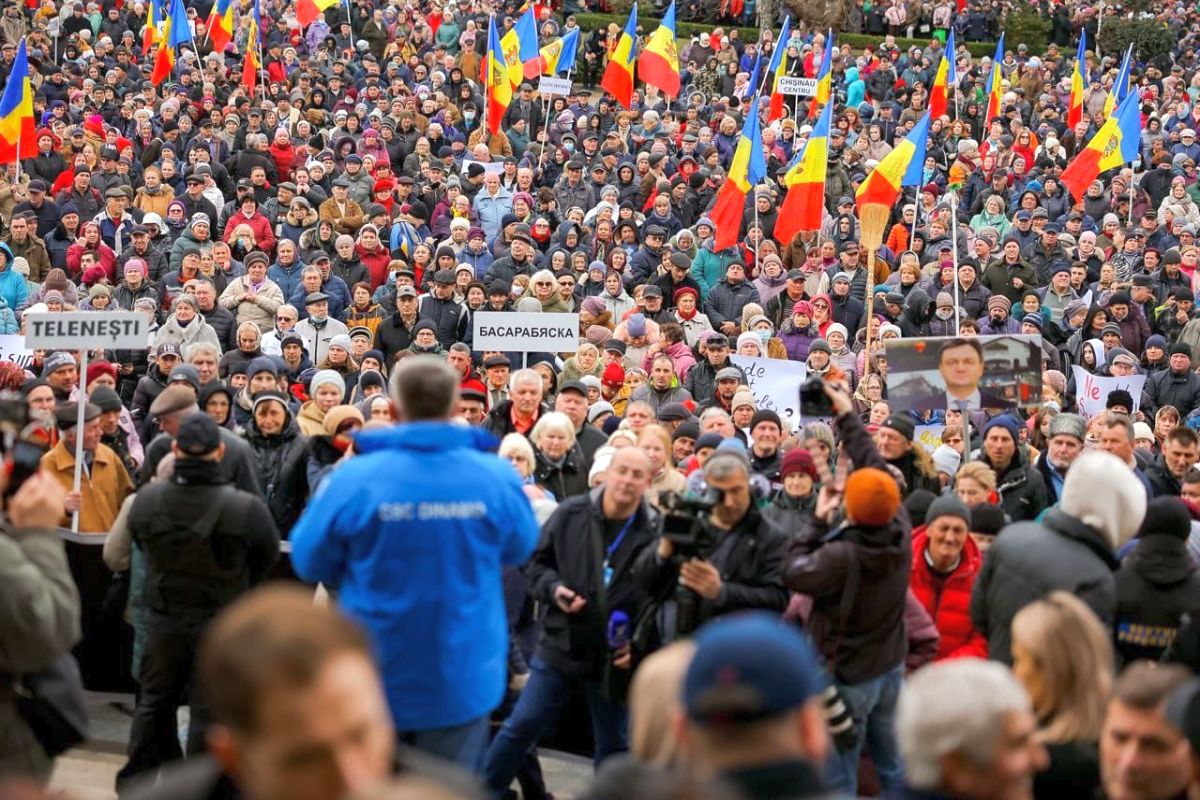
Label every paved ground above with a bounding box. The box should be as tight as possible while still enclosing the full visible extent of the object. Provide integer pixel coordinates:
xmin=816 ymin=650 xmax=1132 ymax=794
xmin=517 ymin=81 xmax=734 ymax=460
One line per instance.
xmin=50 ymin=692 xmax=594 ymax=799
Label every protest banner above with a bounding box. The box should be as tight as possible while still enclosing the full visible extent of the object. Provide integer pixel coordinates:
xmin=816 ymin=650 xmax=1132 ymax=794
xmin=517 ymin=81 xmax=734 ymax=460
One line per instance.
xmin=0 ymin=334 xmax=34 ymax=369
xmin=472 ymin=311 xmax=580 ymax=355
xmin=1071 ymin=366 xmax=1147 ymax=418
xmin=885 ymin=334 xmax=1043 ymax=413
xmin=914 ymin=424 xmax=946 ymax=455
xmin=730 ymin=355 xmax=807 ymax=429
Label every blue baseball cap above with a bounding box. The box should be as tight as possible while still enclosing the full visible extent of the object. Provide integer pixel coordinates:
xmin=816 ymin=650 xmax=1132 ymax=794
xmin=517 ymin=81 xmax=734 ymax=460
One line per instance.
xmin=684 ymin=612 xmax=825 ymax=724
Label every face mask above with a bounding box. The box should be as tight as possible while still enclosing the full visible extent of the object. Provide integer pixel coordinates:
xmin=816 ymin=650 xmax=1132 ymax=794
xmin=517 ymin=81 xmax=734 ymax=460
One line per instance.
xmin=464 ymin=112 xmax=475 ymax=123
xmin=756 ymin=330 xmax=771 ymax=345
xmin=310 ymin=312 xmax=327 ymax=323
xmin=563 ymin=142 xmax=575 ymax=152
xmin=512 ymin=286 xmax=524 ymax=297
xmin=936 ymin=308 xmax=954 ymax=320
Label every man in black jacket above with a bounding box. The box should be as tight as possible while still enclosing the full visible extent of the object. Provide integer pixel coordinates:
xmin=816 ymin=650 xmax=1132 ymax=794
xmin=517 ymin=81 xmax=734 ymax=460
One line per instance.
xmin=683 ymin=334 xmax=745 ymax=404
xmin=117 ymin=413 xmax=279 ymax=791
xmin=636 ymin=448 xmax=790 ymax=643
xmin=483 ymin=447 xmax=659 ymax=792
xmin=418 ymin=270 xmax=468 ymax=349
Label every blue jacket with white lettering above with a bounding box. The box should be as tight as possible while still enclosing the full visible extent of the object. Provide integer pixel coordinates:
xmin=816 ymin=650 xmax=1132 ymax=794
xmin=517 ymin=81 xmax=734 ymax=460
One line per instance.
xmin=289 ymin=421 xmax=541 ymax=731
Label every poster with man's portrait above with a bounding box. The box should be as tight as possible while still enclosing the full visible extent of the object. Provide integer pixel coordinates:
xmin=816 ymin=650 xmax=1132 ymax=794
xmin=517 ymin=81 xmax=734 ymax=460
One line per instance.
xmin=884 ymin=335 xmax=1043 ymax=413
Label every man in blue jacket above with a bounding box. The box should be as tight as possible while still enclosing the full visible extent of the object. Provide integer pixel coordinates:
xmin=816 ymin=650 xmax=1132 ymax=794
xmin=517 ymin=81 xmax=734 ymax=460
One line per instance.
xmin=290 ymin=357 xmax=540 ymax=771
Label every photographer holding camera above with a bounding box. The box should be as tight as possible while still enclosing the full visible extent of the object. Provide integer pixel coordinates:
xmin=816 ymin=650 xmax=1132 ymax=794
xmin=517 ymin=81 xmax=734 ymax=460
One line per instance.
xmin=784 ymin=380 xmax=911 ymax=797
xmin=0 ymin=412 xmax=83 ymax=782
xmin=633 ymin=446 xmax=790 ymax=648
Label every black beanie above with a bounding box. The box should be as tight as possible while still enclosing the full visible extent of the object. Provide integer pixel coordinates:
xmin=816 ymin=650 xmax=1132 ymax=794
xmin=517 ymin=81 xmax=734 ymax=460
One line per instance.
xmin=750 ymin=409 xmax=782 ymax=433
xmin=1172 ymin=342 xmax=1193 ymax=359
xmin=970 ymin=503 xmax=1007 ymax=536
xmin=904 ymin=489 xmax=937 ymax=527
xmin=1106 ymin=389 xmax=1134 ymax=411
xmin=1138 ymin=497 xmax=1192 ymax=541
xmin=882 ymin=412 xmax=916 ymax=441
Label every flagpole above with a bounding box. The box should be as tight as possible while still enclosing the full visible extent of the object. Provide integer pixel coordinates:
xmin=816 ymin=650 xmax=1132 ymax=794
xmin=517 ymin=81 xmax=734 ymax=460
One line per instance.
xmin=950 ymin=190 xmax=961 ymax=336
xmin=344 ymin=0 xmax=354 ymax=39
xmin=1128 ymin=177 xmax=1135 ymax=226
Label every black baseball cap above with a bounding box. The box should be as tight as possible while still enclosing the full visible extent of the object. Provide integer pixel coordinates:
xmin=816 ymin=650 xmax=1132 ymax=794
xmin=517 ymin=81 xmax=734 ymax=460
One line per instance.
xmin=175 ymin=412 xmax=222 ymax=456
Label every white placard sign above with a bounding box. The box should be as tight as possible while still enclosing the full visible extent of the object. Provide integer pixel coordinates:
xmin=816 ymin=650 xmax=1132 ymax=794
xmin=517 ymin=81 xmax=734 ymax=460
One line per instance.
xmin=730 ymin=355 xmax=807 ymax=429
xmin=1071 ymin=366 xmax=1147 ymax=418
xmin=472 ymin=311 xmax=580 ymax=353
xmin=777 ymin=77 xmax=818 ymax=97
xmin=0 ymin=335 xmax=34 ymax=369
xmin=538 ymin=76 xmax=573 ymax=96
xmin=460 ymin=159 xmax=506 ymax=176
xmin=24 ymin=312 xmax=149 ymax=350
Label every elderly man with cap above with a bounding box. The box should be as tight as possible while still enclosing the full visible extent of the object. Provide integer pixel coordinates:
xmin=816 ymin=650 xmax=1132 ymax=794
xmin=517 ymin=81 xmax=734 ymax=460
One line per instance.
xmin=910 ymin=494 xmax=988 ymax=661
xmin=218 ymin=251 xmax=285 ymax=333
xmin=3 ymin=212 xmax=52 ymax=282
xmin=116 ymin=412 xmax=278 ymax=791
xmin=675 ymin=613 xmax=836 ymax=798
xmin=140 ymin=385 xmax=262 ymax=496
xmin=1146 ymin=343 xmax=1200 ymax=417
xmin=873 ymin=411 xmax=941 ymax=496
xmin=293 ymin=290 xmax=350 ymax=364
xmin=684 ymin=333 xmax=746 ymax=405
xmin=319 ymin=177 xmax=366 ymax=235
xmin=418 ymin=269 xmax=468 ymax=349
xmin=1033 ymin=412 xmax=1087 ymax=504
xmin=40 ymin=400 xmax=134 ymax=533
xmin=555 ymin=379 xmax=606 ymax=468
xmin=896 ymin=659 xmax=1048 ymax=800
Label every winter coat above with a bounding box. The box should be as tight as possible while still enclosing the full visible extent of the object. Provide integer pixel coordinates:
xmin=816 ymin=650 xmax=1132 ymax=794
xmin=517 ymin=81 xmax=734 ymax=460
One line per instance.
xmin=0 ymin=523 xmax=81 ymax=781
xmin=218 ymin=275 xmax=285 ymax=332
xmin=779 ymin=322 xmax=817 ymax=362
xmin=1115 ymin=534 xmax=1200 ymax=663
xmin=971 ymin=508 xmax=1120 ymax=664
xmin=0 ymin=296 xmax=18 ymax=333
xmin=41 ymin=439 xmax=134 ymax=533
xmin=290 ymin=422 xmax=540 ymax=727
xmin=242 ymin=410 xmax=310 ymax=536
xmin=152 ymin=313 xmax=222 ymax=355
xmin=691 ymin=246 xmax=740 ymax=299
xmin=981 ymin=451 xmax=1050 ymax=522
xmin=786 ymin=411 xmax=911 ymax=684
xmin=1146 ymin=368 xmax=1200 ymax=417
xmin=762 ymin=491 xmax=816 ymax=536
xmin=533 ymin=445 xmax=589 ymax=499
xmin=704 ymin=279 xmax=760 ymax=331
xmin=910 ymin=530 xmax=988 ymax=661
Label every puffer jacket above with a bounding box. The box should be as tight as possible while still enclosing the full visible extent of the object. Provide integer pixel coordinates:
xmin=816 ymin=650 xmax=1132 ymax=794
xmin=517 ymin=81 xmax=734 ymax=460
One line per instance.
xmin=910 ymin=529 xmax=988 ymax=661
xmin=970 ymin=508 xmax=1120 ymax=664
xmin=1115 ymin=533 xmax=1200 ymax=663
xmin=242 ymin=409 xmax=310 ymax=536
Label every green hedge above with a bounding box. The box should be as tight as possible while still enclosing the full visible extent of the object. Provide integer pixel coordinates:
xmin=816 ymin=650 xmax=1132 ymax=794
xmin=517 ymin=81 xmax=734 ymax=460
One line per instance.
xmin=571 ymin=12 xmax=1000 ymax=57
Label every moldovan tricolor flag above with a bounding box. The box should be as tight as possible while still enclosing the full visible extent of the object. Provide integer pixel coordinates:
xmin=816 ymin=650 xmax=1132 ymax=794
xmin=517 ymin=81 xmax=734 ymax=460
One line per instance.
xmin=537 ymin=28 xmax=579 ymax=76
xmin=765 ymin=16 xmax=791 ymax=121
xmin=601 ymin=4 xmax=638 ymax=108
xmin=807 ymin=29 xmax=833 ymax=119
xmin=500 ymin=5 xmax=541 ymax=85
xmin=207 ymin=0 xmax=235 ymax=51
xmin=1067 ymin=31 xmax=1087 ymax=129
xmin=855 ymin=111 xmax=931 ymax=211
xmin=710 ymin=96 xmax=766 ymax=251
xmin=486 ymin=15 xmax=513 ymax=135
xmin=297 ymin=0 xmax=338 ymax=27
xmin=0 ymin=42 xmax=37 ymax=165
xmin=1104 ymin=44 xmax=1132 ymax=118
xmin=1061 ymin=89 xmax=1142 ymax=201
xmin=983 ymin=34 xmax=1005 ymax=130
xmin=639 ymin=0 xmax=680 ymax=96
xmin=775 ymin=100 xmax=832 ymax=244
xmin=928 ymin=29 xmax=957 ymax=120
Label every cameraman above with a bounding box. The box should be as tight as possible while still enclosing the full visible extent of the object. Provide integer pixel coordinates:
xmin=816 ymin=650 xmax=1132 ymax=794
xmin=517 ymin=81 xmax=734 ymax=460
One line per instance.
xmin=784 ymin=381 xmax=911 ymax=797
xmin=634 ymin=448 xmax=790 ymax=646
xmin=0 ymin=466 xmax=81 ymax=781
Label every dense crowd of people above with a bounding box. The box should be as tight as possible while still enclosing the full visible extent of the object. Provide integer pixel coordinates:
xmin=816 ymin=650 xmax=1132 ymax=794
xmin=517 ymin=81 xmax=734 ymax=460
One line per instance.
xmin=7 ymin=0 xmax=1200 ymax=797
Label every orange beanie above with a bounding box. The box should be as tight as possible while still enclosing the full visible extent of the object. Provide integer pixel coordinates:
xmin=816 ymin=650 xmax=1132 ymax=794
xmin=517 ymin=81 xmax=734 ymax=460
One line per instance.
xmin=844 ymin=467 xmax=901 ymax=527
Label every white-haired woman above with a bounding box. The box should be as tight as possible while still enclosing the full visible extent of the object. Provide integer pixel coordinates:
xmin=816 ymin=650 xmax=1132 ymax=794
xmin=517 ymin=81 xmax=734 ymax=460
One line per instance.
xmin=530 ymin=411 xmax=588 ymax=498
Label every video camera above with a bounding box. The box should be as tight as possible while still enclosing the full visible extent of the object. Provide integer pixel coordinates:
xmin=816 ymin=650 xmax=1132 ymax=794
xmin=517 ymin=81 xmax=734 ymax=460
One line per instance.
xmin=0 ymin=391 xmax=44 ymax=500
xmin=659 ymin=489 xmax=723 ymax=636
